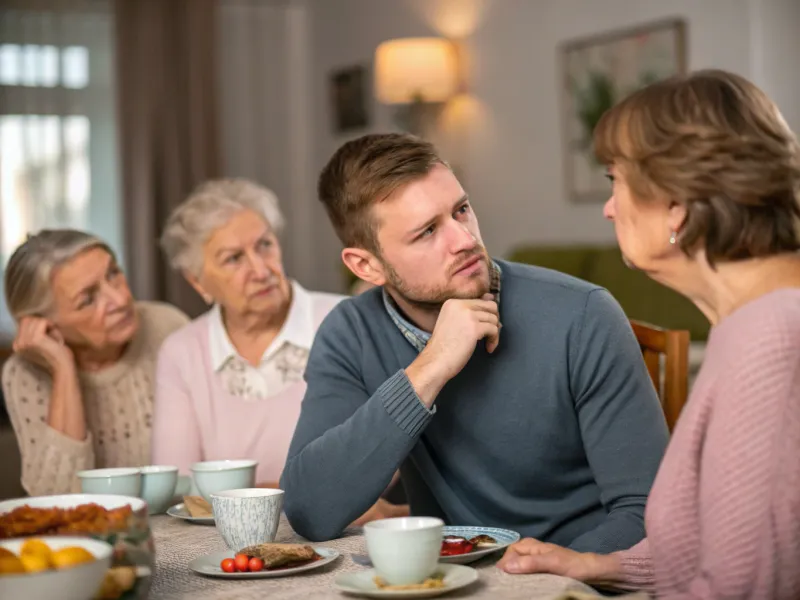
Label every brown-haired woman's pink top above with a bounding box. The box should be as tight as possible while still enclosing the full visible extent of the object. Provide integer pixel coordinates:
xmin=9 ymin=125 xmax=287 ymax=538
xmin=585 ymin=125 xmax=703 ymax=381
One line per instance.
xmin=615 ymin=288 xmax=800 ymax=598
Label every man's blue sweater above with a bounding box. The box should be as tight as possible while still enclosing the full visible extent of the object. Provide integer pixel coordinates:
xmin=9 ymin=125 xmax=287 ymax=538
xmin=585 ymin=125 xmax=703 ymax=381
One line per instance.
xmin=281 ymin=260 xmax=668 ymax=551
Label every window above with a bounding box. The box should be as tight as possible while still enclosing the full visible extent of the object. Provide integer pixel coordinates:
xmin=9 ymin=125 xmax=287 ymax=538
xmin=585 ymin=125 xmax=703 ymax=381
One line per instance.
xmin=0 ymin=43 xmax=89 ymax=88
xmin=0 ymin=115 xmax=91 ymax=258
xmin=0 ymin=5 xmax=121 ymax=338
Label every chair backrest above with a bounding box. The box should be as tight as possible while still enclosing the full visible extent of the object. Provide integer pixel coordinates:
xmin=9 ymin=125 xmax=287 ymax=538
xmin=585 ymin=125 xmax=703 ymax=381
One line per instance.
xmin=630 ymin=320 xmax=690 ymax=432
xmin=0 ymin=346 xmax=12 ymax=424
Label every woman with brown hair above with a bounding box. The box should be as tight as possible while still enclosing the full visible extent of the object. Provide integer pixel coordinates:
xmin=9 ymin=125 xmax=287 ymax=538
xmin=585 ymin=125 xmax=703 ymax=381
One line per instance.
xmin=498 ymin=70 xmax=800 ymax=598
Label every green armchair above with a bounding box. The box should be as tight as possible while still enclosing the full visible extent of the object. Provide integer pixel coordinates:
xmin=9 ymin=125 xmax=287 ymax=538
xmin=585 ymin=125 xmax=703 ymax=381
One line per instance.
xmin=340 ymin=244 xmax=710 ymax=342
xmin=507 ymin=245 xmax=710 ymax=341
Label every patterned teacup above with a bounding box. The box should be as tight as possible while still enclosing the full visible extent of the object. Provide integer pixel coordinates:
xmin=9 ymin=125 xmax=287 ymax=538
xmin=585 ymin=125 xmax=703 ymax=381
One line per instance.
xmin=210 ymin=488 xmax=284 ymax=552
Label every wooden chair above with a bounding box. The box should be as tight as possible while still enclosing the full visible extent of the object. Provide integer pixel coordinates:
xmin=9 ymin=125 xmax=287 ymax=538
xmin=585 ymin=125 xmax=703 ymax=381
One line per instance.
xmin=630 ymin=320 xmax=690 ymax=433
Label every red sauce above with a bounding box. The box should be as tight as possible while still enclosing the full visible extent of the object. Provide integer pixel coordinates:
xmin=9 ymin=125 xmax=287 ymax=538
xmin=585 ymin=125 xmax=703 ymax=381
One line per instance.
xmin=440 ymin=536 xmax=474 ymax=556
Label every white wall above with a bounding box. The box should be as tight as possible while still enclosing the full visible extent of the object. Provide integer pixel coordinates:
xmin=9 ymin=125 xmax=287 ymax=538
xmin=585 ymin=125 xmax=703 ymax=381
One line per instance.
xmin=220 ymin=0 xmax=800 ymax=294
xmin=748 ymin=0 xmax=800 ymax=133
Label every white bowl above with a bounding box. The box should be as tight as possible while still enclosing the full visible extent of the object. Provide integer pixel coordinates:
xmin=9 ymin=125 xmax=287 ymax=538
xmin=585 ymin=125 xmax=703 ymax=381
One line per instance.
xmin=191 ymin=460 xmax=257 ymax=502
xmin=139 ymin=465 xmax=179 ymax=514
xmin=363 ymin=517 xmax=444 ymax=586
xmin=210 ymin=488 xmax=284 ymax=551
xmin=0 ymin=535 xmax=113 ymax=600
xmin=76 ymin=467 xmax=142 ymax=497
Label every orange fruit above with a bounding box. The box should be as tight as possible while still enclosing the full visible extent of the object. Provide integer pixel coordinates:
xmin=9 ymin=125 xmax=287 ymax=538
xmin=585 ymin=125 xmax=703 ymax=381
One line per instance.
xmin=20 ymin=553 xmax=49 ymax=573
xmin=0 ymin=554 xmax=25 ymax=576
xmin=51 ymin=546 xmax=95 ymax=569
xmin=20 ymin=538 xmax=52 ymax=567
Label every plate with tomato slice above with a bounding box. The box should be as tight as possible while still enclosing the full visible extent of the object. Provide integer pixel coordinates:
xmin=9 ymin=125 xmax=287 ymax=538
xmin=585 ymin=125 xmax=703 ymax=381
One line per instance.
xmin=189 ymin=547 xmax=341 ymax=578
xmin=439 ymin=526 xmax=520 ymax=564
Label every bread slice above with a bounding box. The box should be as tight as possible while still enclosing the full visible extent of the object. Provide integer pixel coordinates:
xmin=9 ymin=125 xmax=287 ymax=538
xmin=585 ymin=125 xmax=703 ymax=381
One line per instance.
xmin=238 ymin=543 xmax=319 ymax=569
xmin=183 ymin=496 xmax=212 ymax=518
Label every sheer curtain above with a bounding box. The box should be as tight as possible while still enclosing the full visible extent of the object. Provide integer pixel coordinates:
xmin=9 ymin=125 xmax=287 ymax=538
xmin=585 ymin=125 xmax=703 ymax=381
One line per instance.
xmin=0 ymin=0 xmax=122 ymax=340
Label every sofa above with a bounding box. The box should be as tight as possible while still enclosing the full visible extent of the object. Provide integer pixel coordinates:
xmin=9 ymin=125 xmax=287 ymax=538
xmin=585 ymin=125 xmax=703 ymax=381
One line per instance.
xmin=507 ymin=245 xmax=710 ymax=342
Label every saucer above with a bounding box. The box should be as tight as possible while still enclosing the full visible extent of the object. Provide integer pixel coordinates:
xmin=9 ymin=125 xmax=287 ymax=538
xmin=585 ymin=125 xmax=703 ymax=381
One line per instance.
xmin=334 ymin=564 xmax=478 ymax=598
xmin=166 ymin=502 xmax=214 ymax=525
xmin=439 ymin=526 xmax=520 ymax=565
xmin=189 ymin=547 xmax=340 ymax=578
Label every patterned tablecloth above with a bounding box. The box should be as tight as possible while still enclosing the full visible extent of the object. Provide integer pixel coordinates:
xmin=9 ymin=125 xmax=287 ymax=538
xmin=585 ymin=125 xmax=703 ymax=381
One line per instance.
xmin=149 ymin=514 xmax=601 ymax=599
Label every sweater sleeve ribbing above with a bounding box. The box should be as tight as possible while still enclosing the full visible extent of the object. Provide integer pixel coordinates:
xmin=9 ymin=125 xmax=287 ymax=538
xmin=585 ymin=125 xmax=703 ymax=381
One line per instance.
xmin=2 ymin=357 xmax=95 ymax=495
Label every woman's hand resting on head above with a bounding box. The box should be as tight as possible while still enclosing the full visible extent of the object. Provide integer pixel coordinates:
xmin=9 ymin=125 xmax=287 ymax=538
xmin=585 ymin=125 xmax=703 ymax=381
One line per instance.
xmin=13 ymin=316 xmax=87 ymax=442
xmin=13 ymin=316 xmax=75 ymax=374
xmin=497 ymin=538 xmax=621 ymax=583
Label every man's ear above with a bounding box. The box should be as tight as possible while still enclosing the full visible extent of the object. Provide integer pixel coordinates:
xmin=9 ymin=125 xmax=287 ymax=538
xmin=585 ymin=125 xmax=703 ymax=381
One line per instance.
xmin=184 ymin=271 xmax=213 ymax=305
xmin=341 ymin=247 xmax=387 ymax=287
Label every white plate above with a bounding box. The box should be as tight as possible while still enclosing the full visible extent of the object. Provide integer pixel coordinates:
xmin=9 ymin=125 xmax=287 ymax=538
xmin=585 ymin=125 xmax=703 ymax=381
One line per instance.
xmin=334 ymin=564 xmax=478 ymax=598
xmin=189 ymin=547 xmax=340 ymax=579
xmin=0 ymin=493 xmax=147 ymax=514
xmin=438 ymin=526 xmax=520 ymax=564
xmin=166 ymin=502 xmax=215 ymax=525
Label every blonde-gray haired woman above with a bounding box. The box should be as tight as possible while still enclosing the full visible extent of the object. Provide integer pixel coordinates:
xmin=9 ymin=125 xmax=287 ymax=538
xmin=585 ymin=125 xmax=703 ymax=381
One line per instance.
xmin=153 ymin=179 xmax=407 ymax=524
xmin=1 ymin=230 xmax=188 ymax=496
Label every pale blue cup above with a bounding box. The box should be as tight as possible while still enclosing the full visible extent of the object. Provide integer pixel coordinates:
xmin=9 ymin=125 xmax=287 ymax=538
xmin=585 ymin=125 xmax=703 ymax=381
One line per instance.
xmin=190 ymin=460 xmax=258 ymax=502
xmin=175 ymin=474 xmax=194 ymax=497
xmin=77 ymin=467 xmax=142 ymax=496
xmin=140 ymin=465 xmax=179 ymax=514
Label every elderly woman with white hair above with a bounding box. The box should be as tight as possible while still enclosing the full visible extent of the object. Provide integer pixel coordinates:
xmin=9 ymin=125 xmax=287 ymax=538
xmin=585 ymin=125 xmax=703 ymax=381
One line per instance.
xmin=152 ymin=180 xmax=342 ymax=485
xmin=1 ymin=230 xmax=188 ymax=496
xmin=153 ymin=179 xmax=408 ymax=524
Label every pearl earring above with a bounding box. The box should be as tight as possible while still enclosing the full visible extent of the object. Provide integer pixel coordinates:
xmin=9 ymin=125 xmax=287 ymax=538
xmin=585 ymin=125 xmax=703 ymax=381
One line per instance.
xmin=669 ymin=232 xmax=677 ymax=245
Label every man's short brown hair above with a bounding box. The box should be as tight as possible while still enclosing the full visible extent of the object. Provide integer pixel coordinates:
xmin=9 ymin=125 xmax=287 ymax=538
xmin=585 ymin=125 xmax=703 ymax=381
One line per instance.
xmin=593 ymin=69 xmax=800 ymax=265
xmin=318 ymin=133 xmax=449 ymax=251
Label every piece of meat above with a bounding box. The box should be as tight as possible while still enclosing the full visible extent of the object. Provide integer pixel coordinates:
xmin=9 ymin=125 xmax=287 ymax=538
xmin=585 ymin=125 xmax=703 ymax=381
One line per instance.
xmin=469 ymin=534 xmax=497 ymax=546
xmin=237 ymin=543 xmax=320 ymax=569
xmin=0 ymin=503 xmax=133 ymax=538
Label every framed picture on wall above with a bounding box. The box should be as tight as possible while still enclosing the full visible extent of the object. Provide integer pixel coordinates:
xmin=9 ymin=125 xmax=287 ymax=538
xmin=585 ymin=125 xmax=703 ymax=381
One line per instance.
xmin=560 ymin=18 xmax=687 ymax=203
xmin=329 ymin=64 xmax=371 ymax=133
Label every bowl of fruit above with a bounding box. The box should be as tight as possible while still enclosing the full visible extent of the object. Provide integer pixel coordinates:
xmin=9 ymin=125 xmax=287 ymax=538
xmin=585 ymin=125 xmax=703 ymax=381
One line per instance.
xmin=0 ymin=494 xmax=153 ymax=599
xmin=0 ymin=535 xmax=112 ymax=600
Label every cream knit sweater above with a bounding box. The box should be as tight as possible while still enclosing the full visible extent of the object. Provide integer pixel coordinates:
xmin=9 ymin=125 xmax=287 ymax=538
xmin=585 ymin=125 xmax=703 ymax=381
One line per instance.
xmin=2 ymin=301 xmax=188 ymax=496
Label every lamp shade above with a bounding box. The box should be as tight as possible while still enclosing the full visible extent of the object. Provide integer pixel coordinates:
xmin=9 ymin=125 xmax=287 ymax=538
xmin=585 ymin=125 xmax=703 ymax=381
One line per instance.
xmin=374 ymin=37 xmax=458 ymax=104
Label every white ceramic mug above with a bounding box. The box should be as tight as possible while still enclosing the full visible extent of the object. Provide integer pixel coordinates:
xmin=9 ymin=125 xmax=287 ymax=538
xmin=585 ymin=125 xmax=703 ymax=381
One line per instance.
xmin=363 ymin=517 xmax=444 ymax=585
xmin=210 ymin=488 xmax=284 ymax=551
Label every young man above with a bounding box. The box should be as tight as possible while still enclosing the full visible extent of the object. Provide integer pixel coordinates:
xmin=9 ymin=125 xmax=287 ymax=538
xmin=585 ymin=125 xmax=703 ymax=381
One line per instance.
xmin=280 ymin=134 xmax=669 ymax=552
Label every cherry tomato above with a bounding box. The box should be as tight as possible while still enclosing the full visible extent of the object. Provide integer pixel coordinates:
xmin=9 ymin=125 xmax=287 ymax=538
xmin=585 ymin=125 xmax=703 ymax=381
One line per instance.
xmin=248 ymin=557 xmax=264 ymax=572
xmin=220 ymin=558 xmax=236 ymax=573
xmin=234 ymin=553 xmax=250 ymax=572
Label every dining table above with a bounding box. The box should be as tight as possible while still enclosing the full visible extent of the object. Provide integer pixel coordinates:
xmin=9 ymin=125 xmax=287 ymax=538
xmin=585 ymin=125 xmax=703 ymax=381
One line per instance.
xmin=149 ymin=513 xmax=605 ymax=599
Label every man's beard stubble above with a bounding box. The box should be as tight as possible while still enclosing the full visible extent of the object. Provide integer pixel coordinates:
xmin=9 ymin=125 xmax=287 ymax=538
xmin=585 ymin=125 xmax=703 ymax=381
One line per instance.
xmin=382 ymin=246 xmax=492 ymax=312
